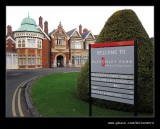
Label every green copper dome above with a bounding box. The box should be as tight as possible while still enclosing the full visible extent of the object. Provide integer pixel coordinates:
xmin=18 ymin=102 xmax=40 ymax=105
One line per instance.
xmin=21 ymin=17 xmax=36 ymax=25
xmin=15 ymin=16 xmax=40 ymax=32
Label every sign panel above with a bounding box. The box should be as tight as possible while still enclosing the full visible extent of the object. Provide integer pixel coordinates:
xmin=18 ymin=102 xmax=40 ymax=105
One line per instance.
xmin=90 ymin=40 xmax=136 ymax=105
xmin=91 ymin=46 xmax=134 ymax=74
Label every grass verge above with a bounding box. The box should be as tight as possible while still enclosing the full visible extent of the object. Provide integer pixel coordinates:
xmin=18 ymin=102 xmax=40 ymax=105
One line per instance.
xmin=31 ymin=72 xmax=150 ymax=117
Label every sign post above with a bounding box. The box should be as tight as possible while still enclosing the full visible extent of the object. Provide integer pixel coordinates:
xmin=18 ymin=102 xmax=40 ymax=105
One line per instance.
xmin=89 ymin=44 xmax=92 ymax=116
xmin=134 ymin=41 xmax=138 ymax=116
xmin=89 ymin=40 xmax=137 ymax=116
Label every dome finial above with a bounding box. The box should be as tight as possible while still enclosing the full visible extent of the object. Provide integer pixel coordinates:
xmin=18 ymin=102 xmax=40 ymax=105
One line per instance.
xmin=58 ymin=21 xmax=63 ymax=28
xmin=28 ymin=12 xmax=30 ymax=17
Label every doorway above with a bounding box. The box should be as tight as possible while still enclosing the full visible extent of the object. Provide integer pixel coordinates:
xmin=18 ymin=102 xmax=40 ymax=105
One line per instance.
xmin=57 ymin=55 xmax=64 ymax=67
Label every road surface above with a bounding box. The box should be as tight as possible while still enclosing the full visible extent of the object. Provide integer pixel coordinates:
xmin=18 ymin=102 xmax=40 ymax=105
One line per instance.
xmin=6 ymin=67 xmax=81 ymax=117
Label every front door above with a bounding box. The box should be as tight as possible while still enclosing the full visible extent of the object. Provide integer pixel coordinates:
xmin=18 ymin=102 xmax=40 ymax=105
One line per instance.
xmin=57 ymin=55 xmax=64 ymax=67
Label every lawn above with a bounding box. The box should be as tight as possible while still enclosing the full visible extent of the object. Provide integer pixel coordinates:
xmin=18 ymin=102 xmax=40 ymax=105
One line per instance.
xmin=31 ymin=72 xmax=145 ymax=117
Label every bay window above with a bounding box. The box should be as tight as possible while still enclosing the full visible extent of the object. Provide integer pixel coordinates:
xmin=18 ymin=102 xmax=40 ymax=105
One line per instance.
xmin=28 ymin=39 xmax=35 ymax=48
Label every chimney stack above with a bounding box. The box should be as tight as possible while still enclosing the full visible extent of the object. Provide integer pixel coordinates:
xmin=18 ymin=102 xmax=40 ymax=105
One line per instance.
xmin=7 ymin=25 xmax=13 ymax=37
xmin=79 ymin=24 xmax=82 ymax=35
xmin=44 ymin=21 xmax=48 ymax=34
xmin=39 ymin=16 xmax=43 ymax=30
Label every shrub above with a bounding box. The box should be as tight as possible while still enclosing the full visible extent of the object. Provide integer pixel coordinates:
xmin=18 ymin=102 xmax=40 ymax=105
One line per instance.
xmin=77 ymin=9 xmax=153 ymax=113
xmin=77 ymin=60 xmax=89 ymax=100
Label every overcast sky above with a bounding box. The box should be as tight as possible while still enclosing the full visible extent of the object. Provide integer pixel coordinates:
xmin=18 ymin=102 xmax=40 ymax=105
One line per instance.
xmin=6 ymin=6 xmax=154 ymax=37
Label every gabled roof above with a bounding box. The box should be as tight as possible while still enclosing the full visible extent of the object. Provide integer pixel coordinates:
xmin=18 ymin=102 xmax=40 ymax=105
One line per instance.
xmin=50 ymin=28 xmax=68 ymax=37
xmin=67 ymin=28 xmax=82 ymax=40
xmin=36 ymin=26 xmax=51 ymax=41
xmin=48 ymin=29 xmax=56 ymax=36
xmin=6 ymin=35 xmax=16 ymax=44
xmin=67 ymin=28 xmax=76 ymax=38
xmin=6 ymin=32 xmax=14 ymax=39
xmin=82 ymin=30 xmax=95 ymax=41
xmin=82 ymin=31 xmax=90 ymax=40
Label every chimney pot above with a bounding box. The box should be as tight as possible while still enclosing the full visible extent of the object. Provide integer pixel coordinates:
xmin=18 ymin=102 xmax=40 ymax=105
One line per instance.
xmin=44 ymin=21 xmax=48 ymax=34
xmin=83 ymin=28 xmax=88 ymax=33
xmin=7 ymin=25 xmax=13 ymax=37
xmin=39 ymin=16 xmax=43 ymax=30
xmin=79 ymin=24 xmax=82 ymax=35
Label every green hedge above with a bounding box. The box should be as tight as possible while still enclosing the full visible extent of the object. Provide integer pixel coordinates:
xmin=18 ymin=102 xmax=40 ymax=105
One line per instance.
xmin=77 ymin=9 xmax=153 ymax=113
xmin=77 ymin=60 xmax=89 ymax=100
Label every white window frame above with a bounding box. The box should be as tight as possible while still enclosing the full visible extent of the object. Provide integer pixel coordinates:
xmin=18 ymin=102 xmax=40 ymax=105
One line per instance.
xmin=86 ymin=43 xmax=89 ymax=49
xmin=56 ymin=37 xmax=65 ymax=45
xmin=72 ymin=41 xmax=82 ymax=49
xmin=28 ymin=55 xmax=35 ymax=65
xmin=37 ymin=55 xmax=41 ymax=65
xmin=74 ymin=55 xmax=82 ymax=65
xmin=28 ymin=39 xmax=35 ymax=48
xmin=37 ymin=40 xmax=42 ymax=49
xmin=19 ymin=55 xmax=26 ymax=65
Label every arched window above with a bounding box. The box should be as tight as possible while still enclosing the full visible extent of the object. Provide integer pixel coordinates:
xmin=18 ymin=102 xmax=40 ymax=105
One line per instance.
xmin=18 ymin=40 xmax=21 ymax=47
xmin=22 ymin=39 xmax=25 ymax=47
xmin=18 ymin=39 xmax=25 ymax=48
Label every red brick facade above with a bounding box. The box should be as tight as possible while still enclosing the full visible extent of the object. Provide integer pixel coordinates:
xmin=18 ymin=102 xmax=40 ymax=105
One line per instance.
xmin=17 ymin=48 xmax=43 ymax=69
xmin=6 ymin=37 xmax=16 ymax=53
xmin=6 ymin=16 xmax=96 ymax=69
xmin=50 ymin=22 xmax=70 ymax=67
xmin=42 ymin=38 xmax=50 ymax=68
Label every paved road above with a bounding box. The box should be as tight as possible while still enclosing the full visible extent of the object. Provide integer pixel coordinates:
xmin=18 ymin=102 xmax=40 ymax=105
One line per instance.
xmin=6 ymin=67 xmax=81 ymax=117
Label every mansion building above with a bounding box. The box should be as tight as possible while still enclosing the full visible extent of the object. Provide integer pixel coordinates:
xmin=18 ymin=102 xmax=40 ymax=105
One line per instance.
xmin=6 ymin=15 xmax=97 ymax=69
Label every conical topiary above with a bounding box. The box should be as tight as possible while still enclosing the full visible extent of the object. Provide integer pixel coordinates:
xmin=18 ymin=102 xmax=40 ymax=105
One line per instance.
xmin=77 ymin=9 xmax=153 ymax=113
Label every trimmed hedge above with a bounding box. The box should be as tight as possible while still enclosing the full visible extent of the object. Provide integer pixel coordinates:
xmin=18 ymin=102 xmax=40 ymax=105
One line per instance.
xmin=77 ymin=60 xmax=89 ymax=100
xmin=77 ymin=9 xmax=153 ymax=113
